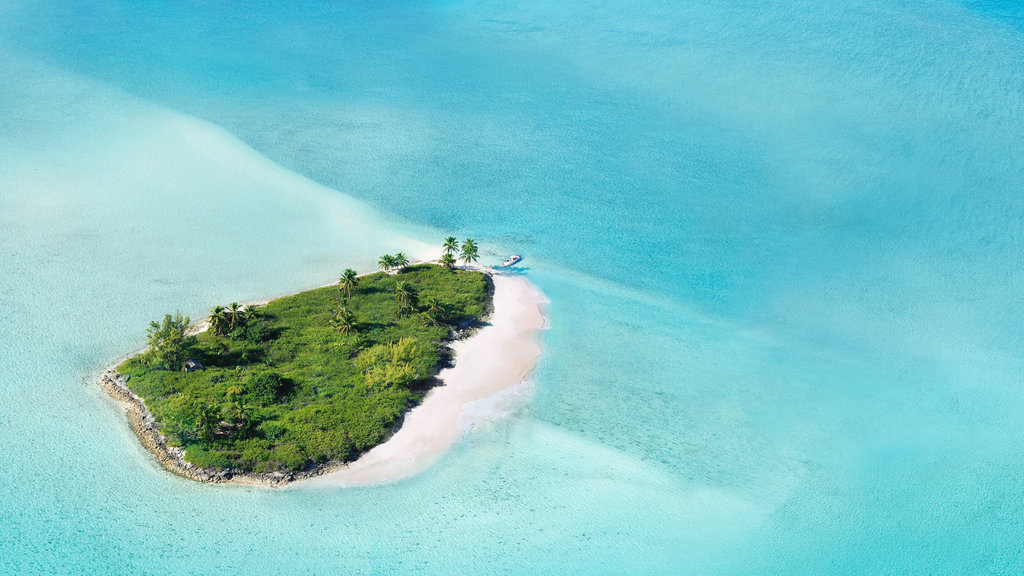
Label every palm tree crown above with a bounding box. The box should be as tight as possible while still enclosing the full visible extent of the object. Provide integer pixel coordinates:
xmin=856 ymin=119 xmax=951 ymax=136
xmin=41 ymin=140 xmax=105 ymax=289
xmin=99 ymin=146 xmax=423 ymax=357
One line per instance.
xmin=198 ymin=404 xmax=221 ymax=442
xmin=339 ymin=268 xmax=359 ymax=297
xmin=442 ymin=236 xmax=459 ymax=256
xmin=226 ymin=385 xmax=247 ymax=425
xmin=378 ymin=254 xmax=396 ymax=273
xmin=439 ymin=252 xmax=457 ymax=270
xmin=243 ymin=304 xmax=260 ymax=325
xmin=393 ymin=253 xmax=410 ymax=272
xmin=424 ymin=297 xmax=448 ymax=325
xmin=227 ymin=302 xmax=243 ymax=331
xmin=394 ymin=281 xmax=419 ymax=315
xmin=209 ymin=305 xmax=228 ymax=336
xmin=333 ymin=305 xmax=356 ymax=336
xmin=460 ymin=238 xmax=479 ymax=266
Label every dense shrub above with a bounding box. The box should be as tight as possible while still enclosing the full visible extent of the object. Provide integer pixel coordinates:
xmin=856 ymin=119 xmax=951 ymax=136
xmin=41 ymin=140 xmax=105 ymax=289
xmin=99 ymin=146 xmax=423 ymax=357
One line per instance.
xmin=185 ymin=445 xmax=232 ymax=470
xmin=245 ymin=369 xmax=285 ymax=403
xmin=259 ymin=420 xmax=286 ymax=441
xmin=230 ymin=320 xmax=273 ymax=344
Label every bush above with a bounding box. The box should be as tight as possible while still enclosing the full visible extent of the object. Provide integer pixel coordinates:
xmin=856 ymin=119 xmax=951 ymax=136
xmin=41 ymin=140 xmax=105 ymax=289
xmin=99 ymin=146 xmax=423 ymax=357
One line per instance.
xmin=246 ymin=370 xmax=285 ymax=404
xmin=185 ymin=445 xmax=232 ymax=470
xmin=230 ymin=320 xmax=273 ymax=344
xmin=259 ymin=420 xmax=286 ymax=441
xmin=239 ymin=440 xmax=273 ymax=468
xmin=145 ymin=312 xmax=194 ymax=371
xmin=271 ymin=444 xmax=308 ymax=471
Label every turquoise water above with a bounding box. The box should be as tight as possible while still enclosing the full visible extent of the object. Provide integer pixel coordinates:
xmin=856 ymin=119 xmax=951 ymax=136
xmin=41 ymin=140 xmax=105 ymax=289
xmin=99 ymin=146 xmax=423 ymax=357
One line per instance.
xmin=2 ymin=0 xmax=1024 ymax=573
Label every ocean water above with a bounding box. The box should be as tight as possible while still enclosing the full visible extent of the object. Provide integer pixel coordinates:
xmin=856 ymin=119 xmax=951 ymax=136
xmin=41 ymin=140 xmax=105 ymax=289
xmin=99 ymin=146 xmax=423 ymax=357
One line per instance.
xmin=2 ymin=0 xmax=1024 ymax=574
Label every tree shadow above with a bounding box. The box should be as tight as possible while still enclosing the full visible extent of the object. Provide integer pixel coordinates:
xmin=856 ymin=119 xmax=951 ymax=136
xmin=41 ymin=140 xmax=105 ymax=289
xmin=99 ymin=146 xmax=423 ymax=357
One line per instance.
xmin=191 ymin=344 xmax=266 ymax=368
xmin=356 ymin=320 xmax=392 ymax=331
xmin=357 ymin=285 xmax=390 ymax=296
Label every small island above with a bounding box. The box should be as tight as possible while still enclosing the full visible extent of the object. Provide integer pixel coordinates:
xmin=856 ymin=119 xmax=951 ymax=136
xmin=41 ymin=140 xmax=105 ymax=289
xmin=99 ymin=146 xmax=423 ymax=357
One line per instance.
xmin=102 ymin=238 xmax=493 ymax=484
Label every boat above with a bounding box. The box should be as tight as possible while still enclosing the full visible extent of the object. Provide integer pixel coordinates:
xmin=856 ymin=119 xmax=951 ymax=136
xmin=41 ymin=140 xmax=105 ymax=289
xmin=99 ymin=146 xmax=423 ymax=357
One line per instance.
xmin=500 ymin=254 xmax=522 ymax=267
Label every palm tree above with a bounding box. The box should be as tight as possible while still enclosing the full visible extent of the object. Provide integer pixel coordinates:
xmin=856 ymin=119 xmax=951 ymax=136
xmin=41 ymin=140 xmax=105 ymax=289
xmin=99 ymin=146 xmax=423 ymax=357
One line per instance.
xmin=226 ymin=385 xmax=247 ymax=426
xmin=197 ymin=404 xmax=221 ymax=443
xmin=394 ymin=281 xmax=419 ymax=316
xmin=209 ymin=305 xmax=228 ymax=336
xmin=227 ymin=302 xmax=243 ymax=331
xmin=339 ymin=268 xmax=359 ymax=297
xmin=333 ymin=306 xmax=356 ymax=336
xmin=460 ymin=238 xmax=479 ymax=267
xmin=242 ymin=304 xmax=260 ymax=325
xmin=439 ymin=252 xmax=457 ymax=270
xmin=394 ymin=253 xmax=410 ymax=273
xmin=378 ymin=254 xmax=396 ymax=273
xmin=442 ymin=236 xmax=459 ymax=256
xmin=424 ymin=297 xmax=448 ymax=325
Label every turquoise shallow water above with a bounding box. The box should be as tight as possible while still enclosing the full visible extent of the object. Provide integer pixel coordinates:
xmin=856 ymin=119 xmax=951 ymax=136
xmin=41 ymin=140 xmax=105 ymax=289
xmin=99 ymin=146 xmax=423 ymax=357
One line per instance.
xmin=2 ymin=0 xmax=1024 ymax=574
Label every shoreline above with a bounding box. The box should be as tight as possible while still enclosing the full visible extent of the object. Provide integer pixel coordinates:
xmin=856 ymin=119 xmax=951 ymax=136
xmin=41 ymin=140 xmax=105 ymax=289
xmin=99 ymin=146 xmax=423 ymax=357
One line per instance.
xmin=298 ymin=272 xmax=547 ymax=488
xmin=98 ymin=368 xmax=307 ymax=485
xmin=98 ymin=267 xmax=547 ymax=488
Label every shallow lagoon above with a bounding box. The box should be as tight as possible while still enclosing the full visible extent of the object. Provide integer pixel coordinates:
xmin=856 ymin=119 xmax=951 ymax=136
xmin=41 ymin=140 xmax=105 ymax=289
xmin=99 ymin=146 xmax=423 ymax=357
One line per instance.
xmin=2 ymin=1 xmax=1024 ymax=573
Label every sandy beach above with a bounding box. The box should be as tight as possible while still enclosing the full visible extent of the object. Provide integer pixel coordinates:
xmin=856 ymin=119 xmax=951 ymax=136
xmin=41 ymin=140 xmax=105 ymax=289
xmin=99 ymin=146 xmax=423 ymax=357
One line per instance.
xmin=299 ymin=272 xmax=547 ymax=488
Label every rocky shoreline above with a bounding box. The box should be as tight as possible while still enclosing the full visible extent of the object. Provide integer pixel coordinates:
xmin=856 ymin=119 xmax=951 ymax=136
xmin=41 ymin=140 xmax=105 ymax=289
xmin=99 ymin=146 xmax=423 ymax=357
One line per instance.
xmin=98 ymin=368 xmax=338 ymax=486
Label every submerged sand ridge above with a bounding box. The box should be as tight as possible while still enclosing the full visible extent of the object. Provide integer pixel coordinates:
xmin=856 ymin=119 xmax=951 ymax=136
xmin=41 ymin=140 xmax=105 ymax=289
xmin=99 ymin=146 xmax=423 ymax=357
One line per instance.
xmin=299 ymin=272 xmax=547 ymax=488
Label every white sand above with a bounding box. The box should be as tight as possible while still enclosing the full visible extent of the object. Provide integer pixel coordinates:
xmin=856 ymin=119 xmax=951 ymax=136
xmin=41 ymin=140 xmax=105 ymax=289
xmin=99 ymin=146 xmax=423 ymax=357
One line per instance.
xmin=299 ymin=272 xmax=547 ymax=488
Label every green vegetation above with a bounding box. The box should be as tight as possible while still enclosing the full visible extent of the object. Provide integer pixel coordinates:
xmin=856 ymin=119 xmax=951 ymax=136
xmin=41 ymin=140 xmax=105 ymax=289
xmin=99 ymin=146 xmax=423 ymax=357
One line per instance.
xmin=393 ymin=252 xmax=410 ymax=272
xmin=338 ymin=268 xmax=358 ymax=298
xmin=377 ymin=253 xmax=409 ymax=274
xmin=145 ymin=312 xmax=194 ymax=371
xmin=118 ymin=263 xmax=490 ymax=475
xmin=442 ymin=236 xmax=459 ymax=256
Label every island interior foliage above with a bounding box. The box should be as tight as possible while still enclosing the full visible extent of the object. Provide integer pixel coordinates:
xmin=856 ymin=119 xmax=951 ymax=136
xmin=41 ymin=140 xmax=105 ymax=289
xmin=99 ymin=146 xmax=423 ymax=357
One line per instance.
xmin=117 ymin=264 xmax=490 ymax=473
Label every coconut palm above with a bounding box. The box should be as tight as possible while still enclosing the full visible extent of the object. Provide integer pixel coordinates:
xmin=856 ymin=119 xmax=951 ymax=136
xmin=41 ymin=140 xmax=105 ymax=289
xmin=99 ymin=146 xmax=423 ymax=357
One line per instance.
xmin=209 ymin=305 xmax=228 ymax=336
xmin=378 ymin=254 xmax=396 ymax=273
xmin=394 ymin=253 xmax=410 ymax=272
xmin=460 ymin=238 xmax=479 ymax=267
xmin=226 ymin=385 xmax=247 ymax=425
xmin=424 ymin=297 xmax=448 ymax=325
xmin=439 ymin=252 xmax=457 ymax=270
xmin=242 ymin=304 xmax=260 ymax=324
xmin=442 ymin=236 xmax=459 ymax=256
xmin=339 ymin=268 xmax=359 ymax=297
xmin=197 ymin=404 xmax=221 ymax=443
xmin=394 ymin=281 xmax=419 ymax=316
xmin=333 ymin=306 xmax=356 ymax=336
xmin=227 ymin=302 xmax=243 ymax=331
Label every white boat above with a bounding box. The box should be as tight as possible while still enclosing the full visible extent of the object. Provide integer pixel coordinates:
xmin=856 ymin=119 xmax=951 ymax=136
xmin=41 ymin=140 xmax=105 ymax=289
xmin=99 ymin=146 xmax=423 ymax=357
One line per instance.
xmin=500 ymin=254 xmax=522 ymax=267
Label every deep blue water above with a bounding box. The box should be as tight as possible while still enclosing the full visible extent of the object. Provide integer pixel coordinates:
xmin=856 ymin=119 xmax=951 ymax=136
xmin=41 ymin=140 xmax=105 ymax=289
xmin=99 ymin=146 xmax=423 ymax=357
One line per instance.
xmin=2 ymin=1 xmax=1024 ymax=573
